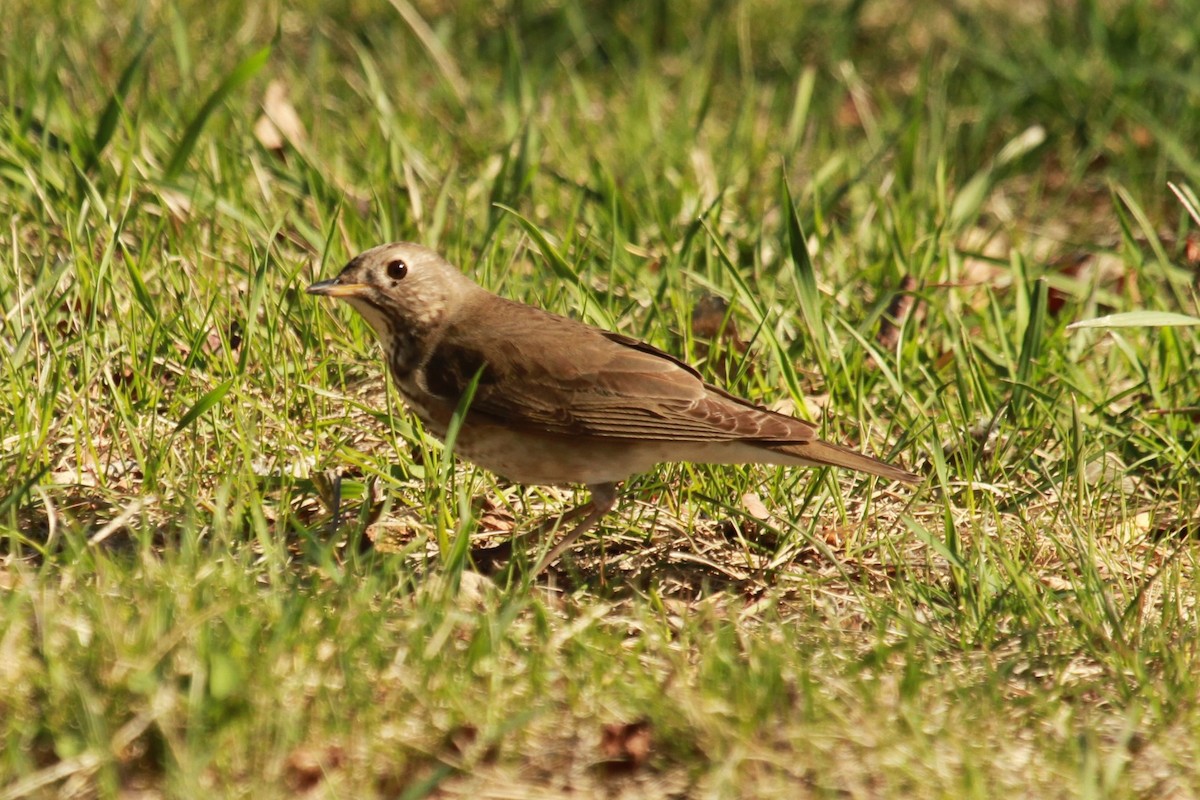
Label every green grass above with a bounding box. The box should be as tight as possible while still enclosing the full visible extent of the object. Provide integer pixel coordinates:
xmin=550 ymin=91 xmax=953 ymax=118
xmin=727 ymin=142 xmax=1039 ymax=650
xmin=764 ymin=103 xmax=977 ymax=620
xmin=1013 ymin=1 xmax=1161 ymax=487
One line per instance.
xmin=3 ymin=0 xmax=1200 ymax=796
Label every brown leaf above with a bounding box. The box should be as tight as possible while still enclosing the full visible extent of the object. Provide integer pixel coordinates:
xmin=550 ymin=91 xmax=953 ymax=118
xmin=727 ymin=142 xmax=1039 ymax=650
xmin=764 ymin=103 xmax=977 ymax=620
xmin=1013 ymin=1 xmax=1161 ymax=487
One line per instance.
xmin=204 ymin=327 xmax=223 ymax=355
xmin=599 ymin=720 xmax=652 ymax=773
xmin=55 ymin=298 xmax=92 ymax=336
xmin=443 ymin=723 xmax=500 ymax=763
xmin=874 ymin=274 xmax=924 ymax=356
xmin=933 ymin=349 xmax=956 ymax=371
xmin=445 ymin=723 xmax=477 ymax=755
xmin=741 ymin=491 xmax=770 ymax=521
xmin=1151 ymin=514 xmax=1200 ymax=541
xmin=1130 ymin=125 xmax=1153 ymax=149
xmin=1046 ymin=251 xmax=1093 ymax=316
xmin=474 ymin=494 xmax=515 ymax=533
xmin=253 ymin=115 xmax=283 ymax=151
xmin=110 ymin=364 xmax=136 ymax=389
xmin=821 ymin=525 xmax=845 ymax=549
xmin=1041 ymin=575 xmax=1073 ymax=592
xmin=283 ymin=744 xmax=346 ymax=793
xmin=365 ymin=510 xmax=429 ymax=554
xmin=690 ymin=294 xmax=741 ymax=346
xmin=690 ymin=293 xmax=748 ymax=381
xmin=479 ymin=512 xmax=514 ymax=533
xmin=202 ymin=320 xmax=243 ymax=355
xmin=255 ymin=80 xmax=307 ymax=154
xmin=1185 ymin=232 xmax=1200 ymax=267
xmin=836 ymin=94 xmax=863 ymax=128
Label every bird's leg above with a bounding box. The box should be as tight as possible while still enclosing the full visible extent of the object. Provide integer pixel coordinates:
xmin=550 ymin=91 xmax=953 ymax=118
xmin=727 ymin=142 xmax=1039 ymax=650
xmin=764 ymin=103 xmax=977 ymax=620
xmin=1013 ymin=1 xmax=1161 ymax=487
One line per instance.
xmin=533 ymin=483 xmax=619 ymax=575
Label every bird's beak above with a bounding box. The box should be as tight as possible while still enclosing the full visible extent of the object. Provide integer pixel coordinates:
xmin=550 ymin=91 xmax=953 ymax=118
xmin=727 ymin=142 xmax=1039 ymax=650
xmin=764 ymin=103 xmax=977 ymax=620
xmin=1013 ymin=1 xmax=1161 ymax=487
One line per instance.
xmin=306 ymin=278 xmax=369 ymax=298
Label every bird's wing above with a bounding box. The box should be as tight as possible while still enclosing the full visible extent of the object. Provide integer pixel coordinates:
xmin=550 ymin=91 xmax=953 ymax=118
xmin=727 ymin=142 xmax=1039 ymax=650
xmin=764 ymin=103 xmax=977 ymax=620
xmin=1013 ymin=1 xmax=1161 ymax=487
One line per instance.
xmin=419 ymin=300 xmax=815 ymax=444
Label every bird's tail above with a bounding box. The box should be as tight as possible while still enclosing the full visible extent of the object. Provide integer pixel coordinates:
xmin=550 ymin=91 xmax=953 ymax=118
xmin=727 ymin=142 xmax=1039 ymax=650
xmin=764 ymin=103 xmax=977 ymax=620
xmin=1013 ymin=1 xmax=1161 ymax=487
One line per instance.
xmin=769 ymin=439 xmax=920 ymax=483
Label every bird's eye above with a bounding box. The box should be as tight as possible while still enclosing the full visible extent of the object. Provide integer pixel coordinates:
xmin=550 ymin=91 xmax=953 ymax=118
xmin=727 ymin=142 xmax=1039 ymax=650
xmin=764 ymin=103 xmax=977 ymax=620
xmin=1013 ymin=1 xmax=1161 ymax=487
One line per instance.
xmin=386 ymin=259 xmax=408 ymax=280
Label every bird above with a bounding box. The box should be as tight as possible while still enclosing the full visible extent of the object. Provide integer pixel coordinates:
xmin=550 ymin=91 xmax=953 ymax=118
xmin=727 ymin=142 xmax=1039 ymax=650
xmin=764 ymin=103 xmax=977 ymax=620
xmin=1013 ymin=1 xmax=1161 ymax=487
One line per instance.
xmin=308 ymin=242 xmax=919 ymax=574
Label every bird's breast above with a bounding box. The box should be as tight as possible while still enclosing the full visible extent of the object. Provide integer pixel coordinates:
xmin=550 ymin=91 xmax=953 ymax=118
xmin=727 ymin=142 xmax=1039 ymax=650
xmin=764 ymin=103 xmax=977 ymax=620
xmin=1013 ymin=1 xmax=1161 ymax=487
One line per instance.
xmin=392 ymin=377 xmax=454 ymax=439
xmin=386 ymin=332 xmax=423 ymax=383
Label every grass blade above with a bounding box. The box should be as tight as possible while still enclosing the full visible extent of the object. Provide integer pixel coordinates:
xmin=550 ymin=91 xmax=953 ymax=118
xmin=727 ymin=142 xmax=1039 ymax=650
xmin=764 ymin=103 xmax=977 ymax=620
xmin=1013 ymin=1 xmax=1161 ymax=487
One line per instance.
xmin=121 ymin=247 xmax=158 ymax=321
xmin=173 ymin=378 xmax=235 ymax=435
xmin=84 ymin=36 xmax=153 ymax=172
xmin=1067 ymin=311 xmax=1200 ymax=329
xmin=705 ymin=221 xmax=807 ymax=406
xmin=1012 ymin=274 xmax=1048 ymax=420
xmin=495 ymin=203 xmax=617 ymax=327
xmin=781 ymin=174 xmax=830 ymax=372
xmin=386 ymin=0 xmax=467 ymax=105
xmin=1168 ymin=181 xmax=1200 ymax=227
xmin=163 ymin=44 xmax=271 ymax=181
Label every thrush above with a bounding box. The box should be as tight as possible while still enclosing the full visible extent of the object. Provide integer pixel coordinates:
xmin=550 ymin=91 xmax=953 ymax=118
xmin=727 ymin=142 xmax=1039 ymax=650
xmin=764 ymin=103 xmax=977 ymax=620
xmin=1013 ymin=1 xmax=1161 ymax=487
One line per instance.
xmin=309 ymin=242 xmax=919 ymax=574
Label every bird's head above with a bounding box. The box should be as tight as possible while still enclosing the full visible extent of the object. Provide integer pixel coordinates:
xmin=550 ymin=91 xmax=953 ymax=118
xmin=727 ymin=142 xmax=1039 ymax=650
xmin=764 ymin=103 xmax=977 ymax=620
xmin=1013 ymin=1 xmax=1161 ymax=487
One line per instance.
xmin=307 ymin=242 xmax=475 ymax=343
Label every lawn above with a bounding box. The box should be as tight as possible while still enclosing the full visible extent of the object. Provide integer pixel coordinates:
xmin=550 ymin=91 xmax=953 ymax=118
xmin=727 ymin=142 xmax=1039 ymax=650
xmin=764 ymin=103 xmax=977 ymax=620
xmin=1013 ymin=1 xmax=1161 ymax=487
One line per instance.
xmin=2 ymin=1 xmax=1199 ymax=797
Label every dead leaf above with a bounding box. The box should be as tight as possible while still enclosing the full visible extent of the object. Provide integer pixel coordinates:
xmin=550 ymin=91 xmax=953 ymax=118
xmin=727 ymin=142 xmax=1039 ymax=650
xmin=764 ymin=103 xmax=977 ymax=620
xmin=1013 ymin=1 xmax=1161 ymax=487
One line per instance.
xmin=202 ymin=320 xmax=244 ymax=355
xmin=599 ymin=720 xmax=651 ymax=773
xmin=1046 ymin=251 xmax=1093 ymax=316
xmin=479 ymin=512 xmax=514 ymax=533
xmin=873 ymin=274 xmax=924 ymax=361
xmin=55 ymin=298 xmax=91 ymax=336
xmin=365 ymin=510 xmax=430 ymax=553
xmin=109 ymin=364 xmax=136 ymax=390
xmin=155 ymin=187 xmax=192 ymax=221
xmin=1082 ymin=453 xmax=1136 ymax=495
xmin=51 ymin=466 xmax=97 ymax=487
xmin=1151 ymin=512 xmax=1200 ymax=541
xmin=1042 ymin=575 xmax=1073 ymax=592
xmin=741 ymin=492 xmax=770 ymax=521
xmin=836 ymin=94 xmax=862 ymax=128
xmin=691 ymin=294 xmax=742 ymax=347
xmin=822 ymin=525 xmax=845 ymax=549
xmin=443 ymin=723 xmax=500 ymax=763
xmin=474 ymin=494 xmax=515 ymax=533
xmin=253 ymin=115 xmax=283 ymax=151
xmin=255 ymin=80 xmax=307 ymax=154
xmin=445 ymin=723 xmax=477 ymax=755
xmin=283 ymin=744 xmax=346 ymax=793
xmin=689 ymin=293 xmax=748 ymax=381
xmin=204 ymin=327 xmax=222 ymax=355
